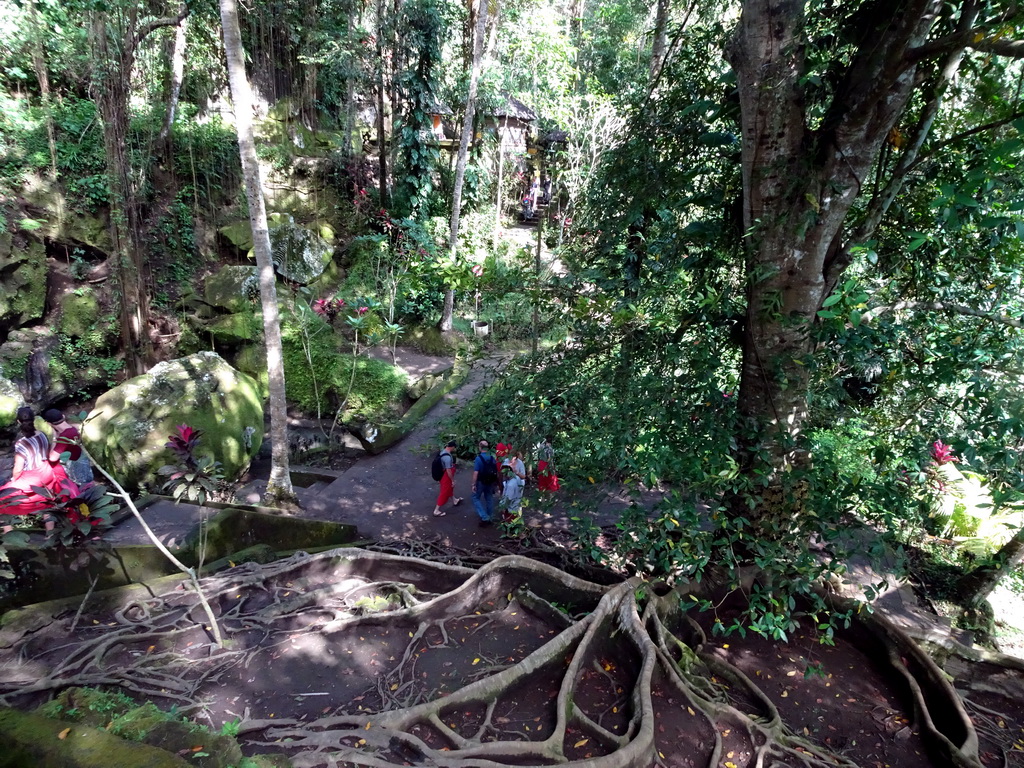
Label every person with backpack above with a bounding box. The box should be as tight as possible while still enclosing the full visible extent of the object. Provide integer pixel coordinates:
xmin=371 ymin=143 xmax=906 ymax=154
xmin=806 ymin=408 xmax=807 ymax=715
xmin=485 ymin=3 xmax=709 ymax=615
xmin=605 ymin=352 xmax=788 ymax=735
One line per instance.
xmin=471 ymin=439 xmax=500 ymax=527
xmin=431 ymin=440 xmax=462 ymax=518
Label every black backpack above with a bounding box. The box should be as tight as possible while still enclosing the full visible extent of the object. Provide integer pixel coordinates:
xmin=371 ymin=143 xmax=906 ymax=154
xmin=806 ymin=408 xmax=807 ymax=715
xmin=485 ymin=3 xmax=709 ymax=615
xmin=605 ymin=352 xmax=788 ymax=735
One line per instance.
xmin=478 ymin=454 xmax=498 ymax=485
xmin=431 ymin=451 xmax=453 ymax=481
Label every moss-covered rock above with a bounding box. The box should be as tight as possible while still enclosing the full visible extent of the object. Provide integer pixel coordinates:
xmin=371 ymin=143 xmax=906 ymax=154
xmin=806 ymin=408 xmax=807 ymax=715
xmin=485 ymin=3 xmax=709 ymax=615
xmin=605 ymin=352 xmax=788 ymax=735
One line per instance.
xmin=30 ymin=690 xmax=258 ymax=768
xmin=402 ymin=325 xmax=465 ymax=356
xmin=232 ymin=344 xmax=269 ymax=398
xmin=0 ymin=706 xmax=191 ymax=768
xmin=0 ymin=374 xmax=20 ymax=424
xmin=177 ymin=508 xmax=357 ymax=564
xmin=203 ymin=312 xmax=262 ymax=345
xmin=59 ymin=291 xmax=102 ymax=338
xmin=203 ymin=266 xmax=259 ymax=313
xmin=22 ymin=174 xmax=113 ymax=253
xmin=1 ymin=545 xmax=183 ymax=612
xmin=0 ymin=237 xmax=47 ymax=329
xmin=355 ymin=358 xmax=467 ymax=455
xmin=143 ymin=720 xmax=243 ymax=768
xmin=82 ymin=352 xmax=264 ymax=491
xmin=37 ymin=688 xmax=138 ymax=728
xmin=218 ymin=220 xmax=255 ymax=253
xmin=218 ymin=216 xmax=334 ymax=287
xmin=267 ymin=213 xmax=333 ymax=285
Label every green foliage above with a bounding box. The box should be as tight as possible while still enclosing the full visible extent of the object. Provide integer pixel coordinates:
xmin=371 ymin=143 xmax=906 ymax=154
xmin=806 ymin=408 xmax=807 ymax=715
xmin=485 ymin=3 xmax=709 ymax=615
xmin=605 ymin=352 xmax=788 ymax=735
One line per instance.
xmin=157 ymin=424 xmax=226 ymax=505
xmin=148 ymin=192 xmax=203 ymax=306
xmin=48 ymin=327 xmax=122 ymax=397
xmin=390 ymin=0 xmax=456 ymax=218
xmin=281 ymin=304 xmax=408 ymax=421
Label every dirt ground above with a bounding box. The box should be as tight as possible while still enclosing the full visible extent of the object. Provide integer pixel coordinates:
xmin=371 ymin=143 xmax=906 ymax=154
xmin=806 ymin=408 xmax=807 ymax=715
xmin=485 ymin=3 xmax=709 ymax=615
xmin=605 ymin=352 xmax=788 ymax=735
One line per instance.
xmin=1 ymin=545 xmax=1021 ymax=768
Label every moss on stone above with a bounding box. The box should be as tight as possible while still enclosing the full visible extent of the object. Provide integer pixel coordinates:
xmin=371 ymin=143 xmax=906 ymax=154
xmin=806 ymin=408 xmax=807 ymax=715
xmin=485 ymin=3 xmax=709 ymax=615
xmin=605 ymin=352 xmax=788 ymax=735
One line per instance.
xmin=82 ymin=352 xmax=264 ymax=491
xmin=177 ymin=508 xmax=357 ymax=565
xmin=0 ymin=706 xmax=191 ymax=767
xmin=59 ymin=291 xmax=102 ymax=338
xmin=232 ymin=344 xmax=269 ymax=398
xmin=402 ymin=325 xmax=465 ymax=356
xmin=36 ymin=688 xmax=137 ymax=728
xmin=203 ymin=312 xmax=262 ymax=345
xmin=0 ymin=239 xmax=47 ymax=327
xmin=1 ymin=545 xmax=182 ymax=612
xmin=356 ymin=358 xmax=468 ymax=455
xmin=203 ymin=266 xmax=259 ymax=313
xmin=218 ymin=221 xmax=254 ymax=253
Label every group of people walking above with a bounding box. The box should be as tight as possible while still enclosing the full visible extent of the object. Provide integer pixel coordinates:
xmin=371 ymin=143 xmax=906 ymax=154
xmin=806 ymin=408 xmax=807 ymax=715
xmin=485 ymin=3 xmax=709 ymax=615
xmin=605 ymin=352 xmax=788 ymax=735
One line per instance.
xmin=0 ymin=406 xmax=91 ymax=530
xmin=432 ymin=437 xmax=559 ymax=527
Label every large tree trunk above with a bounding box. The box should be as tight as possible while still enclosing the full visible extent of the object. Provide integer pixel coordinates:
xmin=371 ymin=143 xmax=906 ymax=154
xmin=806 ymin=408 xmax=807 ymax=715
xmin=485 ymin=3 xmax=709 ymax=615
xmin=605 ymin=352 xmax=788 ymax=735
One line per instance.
xmin=956 ymin=526 xmax=1024 ymax=609
xmin=727 ymin=0 xmax=947 ymax=483
xmin=439 ymin=0 xmax=488 ymax=333
xmin=219 ymin=0 xmax=297 ymax=506
xmin=91 ymin=12 xmax=151 ymax=379
xmin=89 ymin=4 xmax=188 ymax=378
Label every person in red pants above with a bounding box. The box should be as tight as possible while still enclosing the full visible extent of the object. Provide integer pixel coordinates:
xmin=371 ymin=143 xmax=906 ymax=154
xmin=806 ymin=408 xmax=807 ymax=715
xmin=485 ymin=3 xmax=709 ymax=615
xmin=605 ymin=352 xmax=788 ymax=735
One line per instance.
xmin=432 ymin=440 xmax=463 ymax=517
xmin=536 ymin=437 xmax=560 ymax=492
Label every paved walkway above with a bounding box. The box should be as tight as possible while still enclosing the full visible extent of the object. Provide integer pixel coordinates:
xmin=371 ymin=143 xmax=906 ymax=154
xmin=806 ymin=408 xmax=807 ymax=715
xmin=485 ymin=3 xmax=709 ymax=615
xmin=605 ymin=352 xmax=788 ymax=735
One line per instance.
xmin=108 ymin=349 xmax=642 ymax=553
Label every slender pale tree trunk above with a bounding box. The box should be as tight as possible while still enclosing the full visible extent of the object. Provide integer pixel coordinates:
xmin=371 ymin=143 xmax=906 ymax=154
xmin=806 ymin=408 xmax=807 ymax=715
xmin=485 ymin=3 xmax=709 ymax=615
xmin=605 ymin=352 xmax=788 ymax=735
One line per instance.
xmin=957 ymin=527 xmax=1024 ymax=608
xmin=440 ymin=0 xmax=488 ymax=332
xmin=648 ymin=0 xmax=670 ymax=83
xmin=219 ymin=0 xmax=297 ymax=506
xmin=375 ymin=0 xmax=389 ymax=206
xmin=157 ymin=16 xmax=189 ymax=157
xmin=28 ymin=0 xmax=61 ymax=228
xmin=494 ymin=115 xmax=508 ymax=244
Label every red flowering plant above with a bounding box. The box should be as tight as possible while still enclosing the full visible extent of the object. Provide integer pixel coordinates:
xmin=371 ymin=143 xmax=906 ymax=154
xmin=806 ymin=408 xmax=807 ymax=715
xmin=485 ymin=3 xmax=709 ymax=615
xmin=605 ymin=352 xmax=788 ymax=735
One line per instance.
xmin=157 ymin=425 xmax=224 ymax=504
xmin=0 ymin=482 xmax=119 ymax=581
xmin=44 ymin=482 xmax=118 ymax=570
xmin=312 ymin=296 xmax=346 ymax=322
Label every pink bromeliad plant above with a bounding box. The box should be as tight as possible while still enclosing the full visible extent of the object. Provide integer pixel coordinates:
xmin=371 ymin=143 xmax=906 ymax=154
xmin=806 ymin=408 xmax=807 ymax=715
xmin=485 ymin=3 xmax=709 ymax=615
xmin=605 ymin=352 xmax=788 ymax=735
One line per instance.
xmin=158 ymin=425 xmax=224 ymax=504
xmin=930 ymin=440 xmax=957 ymax=466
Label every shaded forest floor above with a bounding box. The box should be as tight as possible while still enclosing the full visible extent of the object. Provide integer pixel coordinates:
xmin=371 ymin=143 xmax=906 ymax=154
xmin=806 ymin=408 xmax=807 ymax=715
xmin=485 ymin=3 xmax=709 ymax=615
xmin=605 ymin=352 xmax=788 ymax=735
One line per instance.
xmin=5 ymin=548 xmax=1023 ymax=768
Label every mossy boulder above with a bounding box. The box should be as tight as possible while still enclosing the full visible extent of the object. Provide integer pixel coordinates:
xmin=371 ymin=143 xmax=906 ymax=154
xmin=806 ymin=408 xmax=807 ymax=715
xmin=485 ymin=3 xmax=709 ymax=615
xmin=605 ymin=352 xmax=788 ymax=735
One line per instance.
xmin=22 ymin=173 xmax=112 ymax=252
xmin=268 ymin=213 xmax=333 ymax=285
xmin=177 ymin=507 xmax=357 ymax=564
xmin=218 ymin=215 xmax=334 ymax=286
xmin=203 ymin=312 xmax=261 ymax=345
xmin=32 ymin=689 xmax=249 ymax=768
xmin=232 ymin=344 xmax=269 ymax=398
xmin=59 ymin=291 xmax=102 ymax=338
xmin=0 ymin=235 xmax=47 ymax=330
xmin=0 ymin=706 xmax=191 ymax=768
xmin=0 ymin=375 xmax=20 ymax=424
xmin=218 ymin=220 xmax=254 ymax=253
xmin=203 ymin=266 xmax=259 ymax=313
xmin=82 ymin=352 xmax=264 ymax=491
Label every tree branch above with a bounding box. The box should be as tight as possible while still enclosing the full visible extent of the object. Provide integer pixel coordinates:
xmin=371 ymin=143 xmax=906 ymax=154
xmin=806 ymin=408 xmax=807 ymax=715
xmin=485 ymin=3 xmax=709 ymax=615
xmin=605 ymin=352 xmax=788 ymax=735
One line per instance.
xmin=906 ymin=110 xmax=1024 ymax=174
xmin=863 ymin=300 xmax=1024 ymax=327
xmin=129 ymin=4 xmax=189 ymax=54
xmin=968 ymin=37 xmax=1024 ymax=58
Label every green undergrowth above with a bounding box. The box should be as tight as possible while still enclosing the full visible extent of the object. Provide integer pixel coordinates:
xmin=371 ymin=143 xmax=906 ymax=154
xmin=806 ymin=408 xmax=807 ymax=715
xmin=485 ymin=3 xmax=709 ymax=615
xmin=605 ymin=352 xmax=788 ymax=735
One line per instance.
xmin=280 ymin=309 xmax=408 ymax=421
xmin=34 ymin=686 xmax=274 ymax=767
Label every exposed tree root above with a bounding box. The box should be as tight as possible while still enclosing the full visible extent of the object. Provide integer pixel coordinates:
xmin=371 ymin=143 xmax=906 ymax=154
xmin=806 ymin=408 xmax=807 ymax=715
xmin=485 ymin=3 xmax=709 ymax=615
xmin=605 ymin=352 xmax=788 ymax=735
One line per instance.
xmin=0 ymin=549 xmax=987 ymax=768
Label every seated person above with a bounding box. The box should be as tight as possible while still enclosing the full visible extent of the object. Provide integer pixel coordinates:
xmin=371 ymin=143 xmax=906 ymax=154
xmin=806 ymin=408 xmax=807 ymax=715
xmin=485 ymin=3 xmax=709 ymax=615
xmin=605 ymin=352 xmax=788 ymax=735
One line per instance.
xmin=0 ymin=407 xmax=79 ymax=525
